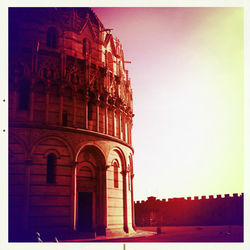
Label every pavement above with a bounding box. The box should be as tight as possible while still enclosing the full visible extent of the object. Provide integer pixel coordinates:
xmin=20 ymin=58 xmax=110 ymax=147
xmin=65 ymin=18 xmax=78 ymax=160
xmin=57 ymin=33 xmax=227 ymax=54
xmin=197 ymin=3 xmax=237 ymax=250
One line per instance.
xmin=60 ymin=229 xmax=156 ymax=242
xmin=99 ymin=225 xmax=244 ymax=242
xmin=31 ymin=225 xmax=243 ymax=242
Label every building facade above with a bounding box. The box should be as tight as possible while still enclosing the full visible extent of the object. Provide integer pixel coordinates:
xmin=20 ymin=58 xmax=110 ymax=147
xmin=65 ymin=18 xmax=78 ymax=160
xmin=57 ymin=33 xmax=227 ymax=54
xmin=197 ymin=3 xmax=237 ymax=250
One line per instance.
xmin=135 ymin=194 xmax=244 ymax=227
xmin=9 ymin=7 xmax=135 ymax=241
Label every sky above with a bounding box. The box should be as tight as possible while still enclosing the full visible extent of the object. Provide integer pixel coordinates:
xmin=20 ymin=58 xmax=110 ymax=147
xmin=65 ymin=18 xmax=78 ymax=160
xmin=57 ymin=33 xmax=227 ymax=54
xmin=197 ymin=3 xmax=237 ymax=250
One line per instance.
xmin=93 ymin=7 xmax=244 ymax=201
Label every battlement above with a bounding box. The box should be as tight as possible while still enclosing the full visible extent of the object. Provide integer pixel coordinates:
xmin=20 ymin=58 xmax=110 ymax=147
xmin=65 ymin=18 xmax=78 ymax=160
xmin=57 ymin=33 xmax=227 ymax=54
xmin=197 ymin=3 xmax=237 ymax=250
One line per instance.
xmin=135 ymin=193 xmax=243 ymax=204
xmin=135 ymin=193 xmax=244 ymax=227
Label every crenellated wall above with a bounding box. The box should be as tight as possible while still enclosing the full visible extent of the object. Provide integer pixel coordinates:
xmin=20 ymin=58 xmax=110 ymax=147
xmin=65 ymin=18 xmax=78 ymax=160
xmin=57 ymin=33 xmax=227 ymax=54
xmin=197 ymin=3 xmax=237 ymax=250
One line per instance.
xmin=135 ymin=194 xmax=244 ymax=227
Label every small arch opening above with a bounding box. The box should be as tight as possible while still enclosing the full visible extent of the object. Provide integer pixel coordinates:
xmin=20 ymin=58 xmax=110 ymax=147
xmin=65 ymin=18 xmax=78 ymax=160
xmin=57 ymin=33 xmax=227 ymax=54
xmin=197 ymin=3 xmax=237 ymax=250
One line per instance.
xmin=46 ymin=153 xmax=56 ymax=184
xmin=47 ymin=27 xmax=57 ymax=49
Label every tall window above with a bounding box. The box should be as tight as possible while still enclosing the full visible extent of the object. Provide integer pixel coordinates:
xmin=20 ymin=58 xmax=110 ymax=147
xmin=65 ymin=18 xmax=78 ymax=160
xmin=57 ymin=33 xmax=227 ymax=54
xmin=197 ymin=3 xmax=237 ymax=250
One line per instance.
xmin=18 ymin=81 xmax=30 ymax=110
xmin=113 ymin=160 xmax=119 ymax=188
xmin=62 ymin=111 xmax=68 ymax=126
xmin=47 ymin=153 xmax=56 ymax=184
xmin=83 ymin=38 xmax=91 ymax=56
xmin=47 ymin=27 xmax=57 ymax=49
xmin=88 ymin=102 xmax=93 ymax=121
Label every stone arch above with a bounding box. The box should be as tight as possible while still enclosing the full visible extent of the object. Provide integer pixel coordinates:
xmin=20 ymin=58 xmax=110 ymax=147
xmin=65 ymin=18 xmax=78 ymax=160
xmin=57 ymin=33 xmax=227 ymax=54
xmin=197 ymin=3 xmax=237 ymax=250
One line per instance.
xmin=30 ymin=134 xmax=74 ymax=161
xmin=106 ymin=146 xmax=128 ymax=233
xmin=74 ymin=144 xmax=107 ymax=234
xmin=75 ymin=143 xmax=106 ymax=166
xmin=43 ymin=148 xmax=61 ymax=159
xmin=107 ymin=146 xmax=127 ymax=172
xmin=28 ymin=135 xmax=75 ymax=232
xmin=9 ymin=132 xmax=29 ymax=161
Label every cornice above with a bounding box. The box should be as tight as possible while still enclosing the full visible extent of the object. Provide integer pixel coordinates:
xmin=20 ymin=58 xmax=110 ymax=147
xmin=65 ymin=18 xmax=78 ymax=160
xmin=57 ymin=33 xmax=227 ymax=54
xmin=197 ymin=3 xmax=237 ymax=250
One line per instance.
xmin=9 ymin=122 xmax=134 ymax=153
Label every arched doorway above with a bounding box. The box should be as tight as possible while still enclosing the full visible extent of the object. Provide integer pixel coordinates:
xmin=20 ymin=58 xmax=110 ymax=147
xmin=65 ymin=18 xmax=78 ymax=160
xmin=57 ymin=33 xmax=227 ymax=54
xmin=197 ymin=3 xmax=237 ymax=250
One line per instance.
xmin=77 ymin=162 xmax=96 ymax=232
xmin=75 ymin=145 xmax=106 ymax=235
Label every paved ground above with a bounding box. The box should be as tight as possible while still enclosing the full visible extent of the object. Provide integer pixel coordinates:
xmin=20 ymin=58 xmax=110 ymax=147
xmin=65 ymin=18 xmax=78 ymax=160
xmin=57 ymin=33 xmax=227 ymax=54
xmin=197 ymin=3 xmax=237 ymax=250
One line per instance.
xmin=33 ymin=225 xmax=243 ymax=242
xmin=95 ymin=225 xmax=243 ymax=242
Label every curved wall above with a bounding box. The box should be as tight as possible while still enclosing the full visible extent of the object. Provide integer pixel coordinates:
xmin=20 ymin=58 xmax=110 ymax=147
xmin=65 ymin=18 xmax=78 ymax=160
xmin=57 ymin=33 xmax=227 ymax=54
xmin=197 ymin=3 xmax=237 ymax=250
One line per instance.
xmin=9 ymin=7 xmax=135 ymax=241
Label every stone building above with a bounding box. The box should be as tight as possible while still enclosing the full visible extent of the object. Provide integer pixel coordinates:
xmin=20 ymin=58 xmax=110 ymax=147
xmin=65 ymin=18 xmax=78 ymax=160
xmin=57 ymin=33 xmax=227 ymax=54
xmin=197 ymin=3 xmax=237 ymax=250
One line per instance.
xmin=9 ymin=7 xmax=135 ymax=241
xmin=135 ymin=194 xmax=244 ymax=227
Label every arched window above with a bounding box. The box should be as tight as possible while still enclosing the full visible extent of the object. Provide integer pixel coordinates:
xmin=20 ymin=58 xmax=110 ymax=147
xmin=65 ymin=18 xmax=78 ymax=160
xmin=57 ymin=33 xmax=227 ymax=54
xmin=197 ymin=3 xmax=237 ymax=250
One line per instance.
xmin=83 ymin=38 xmax=91 ymax=57
xmin=113 ymin=160 xmax=119 ymax=188
xmin=18 ymin=81 xmax=30 ymax=110
xmin=43 ymin=68 xmax=48 ymax=79
xmin=47 ymin=153 xmax=56 ymax=184
xmin=88 ymin=102 xmax=93 ymax=121
xmin=62 ymin=111 xmax=68 ymax=126
xmin=46 ymin=27 xmax=57 ymax=49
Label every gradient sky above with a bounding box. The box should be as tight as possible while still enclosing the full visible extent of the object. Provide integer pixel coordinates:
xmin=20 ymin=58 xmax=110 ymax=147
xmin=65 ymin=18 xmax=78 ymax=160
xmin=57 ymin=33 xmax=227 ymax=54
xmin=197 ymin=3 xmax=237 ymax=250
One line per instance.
xmin=93 ymin=7 xmax=244 ymax=201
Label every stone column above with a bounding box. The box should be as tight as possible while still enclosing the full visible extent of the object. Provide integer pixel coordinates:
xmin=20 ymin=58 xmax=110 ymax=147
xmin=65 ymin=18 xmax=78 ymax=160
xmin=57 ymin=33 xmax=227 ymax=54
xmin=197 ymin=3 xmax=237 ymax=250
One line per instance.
xmin=105 ymin=105 xmax=108 ymax=134
xmin=45 ymin=86 xmax=49 ymax=123
xmin=71 ymin=161 xmax=78 ymax=231
xmin=84 ymin=96 xmax=89 ymax=129
xmin=118 ymin=111 xmax=121 ymax=139
xmin=127 ymin=122 xmax=130 ymax=145
xmin=73 ymin=92 xmax=77 ymax=127
xmin=131 ymin=173 xmax=136 ymax=230
xmin=96 ymin=99 xmax=100 ymax=132
xmin=59 ymin=89 xmax=63 ymax=125
xmin=96 ymin=165 xmax=110 ymax=235
xmin=29 ymin=87 xmax=34 ymax=122
xmin=112 ymin=108 xmax=116 ymax=137
xmin=121 ymin=170 xmax=128 ymax=233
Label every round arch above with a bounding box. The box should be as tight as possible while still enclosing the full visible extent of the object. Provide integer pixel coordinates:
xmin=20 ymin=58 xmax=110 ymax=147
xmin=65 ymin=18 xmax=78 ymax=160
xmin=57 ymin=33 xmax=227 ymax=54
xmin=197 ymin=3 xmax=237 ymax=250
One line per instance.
xmin=75 ymin=143 xmax=106 ymax=166
xmin=9 ymin=132 xmax=29 ymax=160
xmin=30 ymin=134 xmax=74 ymax=161
xmin=73 ymin=143 xmax=107 ymax=235
xmin=107 ymin=146 xmax=127 ymax=172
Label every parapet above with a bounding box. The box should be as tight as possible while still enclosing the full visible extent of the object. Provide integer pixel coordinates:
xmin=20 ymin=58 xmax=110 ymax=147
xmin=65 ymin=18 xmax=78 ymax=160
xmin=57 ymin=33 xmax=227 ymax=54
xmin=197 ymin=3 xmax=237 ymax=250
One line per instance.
xmin=135 ymin=193 xmax=244 ymax=205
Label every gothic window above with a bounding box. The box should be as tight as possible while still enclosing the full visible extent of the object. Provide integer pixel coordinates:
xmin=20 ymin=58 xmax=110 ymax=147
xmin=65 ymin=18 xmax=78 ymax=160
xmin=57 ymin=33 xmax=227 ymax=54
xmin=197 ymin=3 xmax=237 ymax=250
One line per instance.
xmin=18 ymin=80 xmax=30 ymax=110
xmin=47 ymin=153 xmax=56 ymax=184
xmin=83 ymin=38 xmax=91 ymax=56
xmin=46 ymin=27 xmax=57 ymax=49
xmin=71 ymin=73 xmax=74 ymax=83
xmin=62 ymin=111 xmax=68 ymax=126
xmin=113 ymin=160 xmax=119 ymax=188
xmin=88 ymin=102 xmax=93 ymax=121
xmin=43 ymin=68 xmax=48 ymax=79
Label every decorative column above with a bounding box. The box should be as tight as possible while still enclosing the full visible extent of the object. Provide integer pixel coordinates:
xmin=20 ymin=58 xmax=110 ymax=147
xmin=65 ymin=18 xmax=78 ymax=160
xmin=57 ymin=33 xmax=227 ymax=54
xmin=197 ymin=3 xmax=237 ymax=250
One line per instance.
xmin=84 ymin=96 xmax=89 ymax=129
xmin=29 ymin=84 xmax=35 ymax=122
xmin=45 ymin=85 xmax=49 ymax=123
xmin=118 ymin=111 xmax=121 ymax=139
xmin=125 ymin=117 xmax=128 ymax=143
xmin=131 ymin=173 xmax=136 ymax=230
xmin=97 ymin=165 xmax=109 ymax=235
xmin=105 ymin=105 xmax=108 ymax=134
xmin=112 ymin=108 xmax=116 ymax=137
xmin=121 ymin=170 xmax=128 ymax=233
xmin=59 ymin=88 xmax=64 ymax=125
xmin=71 ymin=161 xmax=78 ymax=231
xmin=73 ymin=91 xmax=77 ymax=127
xmin=96 ymin=97 xmax=100 ymax=132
